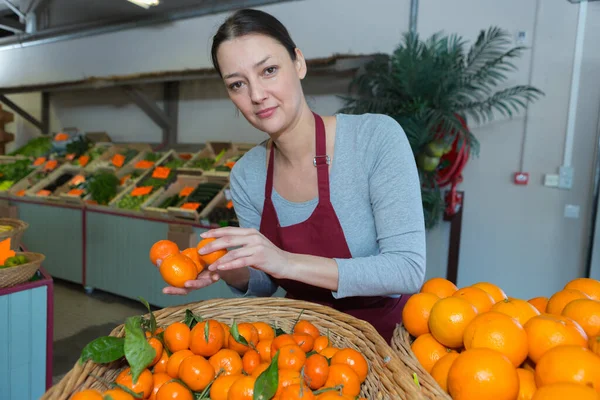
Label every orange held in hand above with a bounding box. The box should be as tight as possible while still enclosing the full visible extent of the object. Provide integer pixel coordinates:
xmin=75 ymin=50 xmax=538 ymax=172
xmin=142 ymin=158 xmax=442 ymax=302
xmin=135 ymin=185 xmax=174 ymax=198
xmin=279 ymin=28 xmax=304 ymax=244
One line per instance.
xmin=150 ymin=240 xmax=180 ymax=266
xmin=182 ymin=247 xmax=206 ymax=274
xmin=159 ymin=253 xmax=198 ymax=288
xmin=197 ymin=237 xmax=228 ymax=266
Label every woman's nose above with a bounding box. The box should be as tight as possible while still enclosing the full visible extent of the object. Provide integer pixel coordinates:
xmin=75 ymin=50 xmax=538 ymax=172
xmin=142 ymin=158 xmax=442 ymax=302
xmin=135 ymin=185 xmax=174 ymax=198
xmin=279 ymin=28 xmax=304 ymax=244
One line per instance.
xmin=249 ymin=83 xmax=267 ymax=103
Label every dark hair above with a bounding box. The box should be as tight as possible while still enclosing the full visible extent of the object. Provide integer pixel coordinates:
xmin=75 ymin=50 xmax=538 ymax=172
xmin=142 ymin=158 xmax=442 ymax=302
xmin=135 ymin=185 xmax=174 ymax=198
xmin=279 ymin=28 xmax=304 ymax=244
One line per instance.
xmin=211 ymin=9 xmax=297 ymax=76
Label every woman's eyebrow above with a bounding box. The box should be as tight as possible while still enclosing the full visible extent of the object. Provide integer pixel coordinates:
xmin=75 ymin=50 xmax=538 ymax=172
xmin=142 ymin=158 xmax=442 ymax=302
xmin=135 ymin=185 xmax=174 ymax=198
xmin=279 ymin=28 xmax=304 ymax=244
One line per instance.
xmin=223 ymin=56 xmax=272 ymax=80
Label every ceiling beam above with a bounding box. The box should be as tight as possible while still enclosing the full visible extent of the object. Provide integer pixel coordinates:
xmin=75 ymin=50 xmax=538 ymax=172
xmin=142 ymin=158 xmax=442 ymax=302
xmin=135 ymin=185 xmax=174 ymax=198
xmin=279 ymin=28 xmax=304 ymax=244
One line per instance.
xmin=1 ymin=0 xmax=25 ymax=20
xmin=0 ymin=16 xmax=23 ymax=33
xmin=0 ymin=95 xmax=43 ymax=130
xmin=26 ymin=0 xmax=52 ymax=14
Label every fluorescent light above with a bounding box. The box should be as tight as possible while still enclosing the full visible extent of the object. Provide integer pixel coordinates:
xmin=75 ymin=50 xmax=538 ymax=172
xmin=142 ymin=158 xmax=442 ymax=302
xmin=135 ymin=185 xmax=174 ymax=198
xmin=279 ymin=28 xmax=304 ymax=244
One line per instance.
xmin=127 ymin=0 xmax=160 ymax=9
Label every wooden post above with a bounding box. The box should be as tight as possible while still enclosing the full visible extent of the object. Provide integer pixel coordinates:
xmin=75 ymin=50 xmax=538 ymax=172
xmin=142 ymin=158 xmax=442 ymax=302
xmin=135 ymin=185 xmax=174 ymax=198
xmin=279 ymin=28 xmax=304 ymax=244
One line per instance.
xmin=0 ymin=104 xmax=15 ymax=155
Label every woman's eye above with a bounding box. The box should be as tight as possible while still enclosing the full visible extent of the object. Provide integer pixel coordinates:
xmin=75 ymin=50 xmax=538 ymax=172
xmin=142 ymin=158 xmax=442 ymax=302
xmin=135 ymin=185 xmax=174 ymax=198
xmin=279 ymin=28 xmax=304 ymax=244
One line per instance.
xmin=264 ymin=66 xmax=278 ymax=76
xmin=229 ymin=81 xmax=243 ymax=90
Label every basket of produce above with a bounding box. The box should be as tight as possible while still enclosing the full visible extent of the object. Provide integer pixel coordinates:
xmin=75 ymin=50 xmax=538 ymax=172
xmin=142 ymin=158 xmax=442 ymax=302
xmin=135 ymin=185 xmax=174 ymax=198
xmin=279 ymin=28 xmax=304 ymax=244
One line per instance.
xmin=390 ymin=276 xmax=600 ymax=399
xmin=0 ymin=218 xmax=29 ymax=250
xmin=0 ymin=251 xmax=45 ymax=288
xmin=43 ymin=296 xmax=426 ymax=400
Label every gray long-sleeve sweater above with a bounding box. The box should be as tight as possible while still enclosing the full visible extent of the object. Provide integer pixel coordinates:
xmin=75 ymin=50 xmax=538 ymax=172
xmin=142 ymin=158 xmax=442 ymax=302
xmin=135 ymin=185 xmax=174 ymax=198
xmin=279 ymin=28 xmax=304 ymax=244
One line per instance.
xmin=227 ymin=113 xmax=426 ymax=299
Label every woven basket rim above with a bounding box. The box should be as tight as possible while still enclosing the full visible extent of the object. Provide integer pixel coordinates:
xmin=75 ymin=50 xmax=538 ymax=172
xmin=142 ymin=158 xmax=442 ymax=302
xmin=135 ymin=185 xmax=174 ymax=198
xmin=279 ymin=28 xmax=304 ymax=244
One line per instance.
xmin=0 ymin=218 xmax=29 ymax=230
xmin=0 ymin=252 xmax=45 ymax=288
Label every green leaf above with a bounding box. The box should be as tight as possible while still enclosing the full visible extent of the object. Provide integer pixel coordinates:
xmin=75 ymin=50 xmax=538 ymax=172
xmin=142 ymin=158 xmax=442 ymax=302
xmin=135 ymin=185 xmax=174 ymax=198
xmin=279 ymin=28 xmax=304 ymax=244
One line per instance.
xmin=138 ymin=297 xmax=156 ymax=335
xmin=231 ymin=320 xmax=249 ymax=346
xmin=413 ymin=372 xmax=421 ymax=388
xmin=79 ymin=336 xmax=125 ymax=364
xmin=184 ymin=309 xmax=203 ymax=329
xmin=305 ymin=351 xmax=317 ymax=358
xmin=253 ymin=351 xmax=279 ymax=400
xmin=204 ymin=320 xmax=210 ymax=343
xmin=113 ymin=383 xmax=144 ymax=399
xmin=124 ymin=316 xmax=156 ymax=384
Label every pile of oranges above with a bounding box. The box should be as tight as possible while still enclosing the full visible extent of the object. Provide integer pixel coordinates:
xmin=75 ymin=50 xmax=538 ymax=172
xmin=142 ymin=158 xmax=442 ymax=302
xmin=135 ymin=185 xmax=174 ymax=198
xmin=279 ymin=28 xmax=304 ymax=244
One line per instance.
xmin=71 ymin=317 xmax=369 ymax=400
xmin=149 ymin=238 xmax=227 ymax=287
xmin=404 ymin=276 xmax=600 ymax=400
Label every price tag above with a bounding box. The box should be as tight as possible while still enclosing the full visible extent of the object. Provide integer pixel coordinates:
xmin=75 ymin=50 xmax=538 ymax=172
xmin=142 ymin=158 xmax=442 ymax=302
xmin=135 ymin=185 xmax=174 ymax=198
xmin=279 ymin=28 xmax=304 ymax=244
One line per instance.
xmin=179 ymin=153 xmax=193 ymax=160
xmin=112 ymin=154 xmax=125 ymax=167
xmin=152 ymin=167 xmax=171 ymax=179
xmin=54 ymin=133 xmax=69 ymax=141
xmin=69 ymin=175 xmax=86 ymax=186
xmin=37 ymin=190 xmax=51 ymax=197
xmin=66 ymin=153 xmax=76 ymax=161
xmin=134 ymin=160 xmax=155 ymax=169
xmin=120 ymin=175 xmax=131 ymax=186
xmin=85 ymin=199 xmax=98 ymax=205
xmin=181 ymin=202 xmax=201 ymax=210
xmin=131 ymin=186 xmax=153 ymax=197
xmin=44 ymin=160 xmax=58 ymax=171
xmin=33 ymin=157 xmax=46 ymax=166
xmin=226 ymin=200 xmax=234 ymax=209
xmin=179 ymin=186 xmax=195 ymax=197
xmin=225 ymin=161 xmax=236 ymax=169
xmin=224 ymin=189 xmax=232 ymax=200
xmin=78 ymin=155 xmax=90 ymax=167
xmin=68 ymin=189 xmax=84 ymax=197
xmin=16 ymin=190 xmax=25 ymax=197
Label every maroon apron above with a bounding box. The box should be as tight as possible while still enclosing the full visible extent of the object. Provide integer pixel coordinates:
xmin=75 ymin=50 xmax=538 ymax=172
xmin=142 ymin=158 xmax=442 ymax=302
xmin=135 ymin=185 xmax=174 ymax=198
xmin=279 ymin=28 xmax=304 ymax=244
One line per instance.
xmin=258 ymin=112 xmax=409 ymax=343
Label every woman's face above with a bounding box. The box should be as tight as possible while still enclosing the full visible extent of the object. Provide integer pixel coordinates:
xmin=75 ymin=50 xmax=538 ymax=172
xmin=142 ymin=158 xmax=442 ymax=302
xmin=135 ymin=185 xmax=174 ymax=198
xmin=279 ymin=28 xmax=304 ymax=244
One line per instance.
xmin=216 ymin=33 xmax=307 ymax=136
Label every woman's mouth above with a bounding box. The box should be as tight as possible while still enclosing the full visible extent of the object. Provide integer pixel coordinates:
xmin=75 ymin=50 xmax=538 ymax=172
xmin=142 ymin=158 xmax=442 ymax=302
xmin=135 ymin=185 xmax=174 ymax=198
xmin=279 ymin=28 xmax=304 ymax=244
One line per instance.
xmin=256 ymin=106 xmax=277 ymax=119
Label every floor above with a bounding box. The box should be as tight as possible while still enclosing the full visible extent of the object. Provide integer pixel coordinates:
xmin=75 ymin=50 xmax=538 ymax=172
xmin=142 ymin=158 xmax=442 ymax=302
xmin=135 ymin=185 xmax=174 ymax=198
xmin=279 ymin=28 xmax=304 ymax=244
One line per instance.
xmin=51 ymin=279 xmax=149 ymax=385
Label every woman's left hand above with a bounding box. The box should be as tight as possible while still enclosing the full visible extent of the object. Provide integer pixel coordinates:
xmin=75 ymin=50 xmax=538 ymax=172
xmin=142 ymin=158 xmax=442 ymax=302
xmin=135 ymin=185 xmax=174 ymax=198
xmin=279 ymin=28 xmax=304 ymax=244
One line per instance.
xmin=199 ymin=227 xmax=290 ymax=278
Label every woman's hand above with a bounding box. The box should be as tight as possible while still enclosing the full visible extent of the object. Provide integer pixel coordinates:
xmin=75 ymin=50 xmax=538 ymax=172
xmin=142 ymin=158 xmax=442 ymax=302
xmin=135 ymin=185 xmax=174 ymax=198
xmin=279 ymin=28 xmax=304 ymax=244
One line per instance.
xmin=157 ymin=258 xmax=221 ymax=296
xmin=199 ymin=227 xmax=290 ymax=279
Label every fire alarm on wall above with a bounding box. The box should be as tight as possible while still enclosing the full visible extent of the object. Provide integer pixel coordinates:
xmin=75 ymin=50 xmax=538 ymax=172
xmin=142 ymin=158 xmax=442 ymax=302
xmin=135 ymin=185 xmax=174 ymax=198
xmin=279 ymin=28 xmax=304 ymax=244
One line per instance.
xmin=514 ymin=172 xmax=529 ymax=185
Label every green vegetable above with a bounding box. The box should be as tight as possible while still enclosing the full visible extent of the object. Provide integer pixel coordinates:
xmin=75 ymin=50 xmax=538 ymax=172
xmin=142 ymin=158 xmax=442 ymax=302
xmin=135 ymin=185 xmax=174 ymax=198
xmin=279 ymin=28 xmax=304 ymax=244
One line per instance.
xmin=0 ymin=159 xmax=34 ymax=189
xmin=65 ymin=136 xmax=92 ymax=157
xmin=9 ymin=137 xmax=52 ymax=157
xmin=117 ymin=193 xmax=150 ymax=210
xmin=158 ymin=194 xmax=182 ymax=209
xmin=163 ymin=158 xmax=185 ymax=170
xmin=144 ymin=152 xmax=163 ymax=162
xmin=88 ymin=172 xmax=120 ymax=205
xmin=188 ymin=157 xmax=215 ymax=170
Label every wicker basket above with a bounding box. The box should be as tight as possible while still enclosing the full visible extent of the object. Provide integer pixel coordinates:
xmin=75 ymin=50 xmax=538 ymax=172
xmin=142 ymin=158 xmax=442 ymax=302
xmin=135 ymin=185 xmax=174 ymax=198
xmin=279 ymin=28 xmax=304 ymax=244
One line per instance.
xmin=391 ymin=325 xmax=452 ymax=400
xmin=0 ymin=218 xmax=29 ymax=250
xmin=0 ymin=252 xmax=45 ymax=288
xmin=44 ymin=297 xmax=427 ymax=400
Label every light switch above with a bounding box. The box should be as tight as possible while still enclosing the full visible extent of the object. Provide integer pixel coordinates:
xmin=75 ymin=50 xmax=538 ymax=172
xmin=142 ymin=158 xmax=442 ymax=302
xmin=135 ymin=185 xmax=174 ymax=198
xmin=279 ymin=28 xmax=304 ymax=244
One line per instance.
xmin=564 ymin=204 xmax=580 ymax=219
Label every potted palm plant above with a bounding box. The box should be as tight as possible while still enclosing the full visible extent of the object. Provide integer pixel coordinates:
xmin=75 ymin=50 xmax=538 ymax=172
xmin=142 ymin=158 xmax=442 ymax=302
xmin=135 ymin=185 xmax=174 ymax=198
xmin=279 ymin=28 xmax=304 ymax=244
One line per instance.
xmin=339 ymin=27 xmax=544 ymax=229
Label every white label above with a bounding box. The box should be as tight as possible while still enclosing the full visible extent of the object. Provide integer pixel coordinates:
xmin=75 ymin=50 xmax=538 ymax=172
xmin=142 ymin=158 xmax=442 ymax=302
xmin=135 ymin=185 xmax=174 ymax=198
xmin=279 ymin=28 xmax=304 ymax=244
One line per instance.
xmin=224 ymin=189 xmax=232 ymax=200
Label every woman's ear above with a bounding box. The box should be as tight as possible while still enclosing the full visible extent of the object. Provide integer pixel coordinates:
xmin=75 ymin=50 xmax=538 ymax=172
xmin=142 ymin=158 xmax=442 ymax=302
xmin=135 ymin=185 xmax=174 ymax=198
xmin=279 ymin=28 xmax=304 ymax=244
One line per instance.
xmin=294 ymin=48 xmax=307 ymax=80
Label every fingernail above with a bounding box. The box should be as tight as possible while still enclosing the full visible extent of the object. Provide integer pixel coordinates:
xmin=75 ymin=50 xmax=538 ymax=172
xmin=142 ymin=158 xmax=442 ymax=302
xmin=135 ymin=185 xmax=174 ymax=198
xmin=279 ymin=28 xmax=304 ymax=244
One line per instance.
xmin=198 ymin=247 xmax=206 ymax=255
xmin=200 ymin=232 xmax=208 ymax=238
xmin=156 ymin=259 xmax=162 ymax=267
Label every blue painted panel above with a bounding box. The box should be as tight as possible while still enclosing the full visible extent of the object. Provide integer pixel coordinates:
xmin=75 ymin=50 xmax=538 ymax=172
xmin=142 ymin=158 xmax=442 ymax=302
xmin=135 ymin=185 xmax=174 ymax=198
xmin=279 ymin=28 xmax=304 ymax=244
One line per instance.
xmin=0 ymin=286 xmax=48 ymax=400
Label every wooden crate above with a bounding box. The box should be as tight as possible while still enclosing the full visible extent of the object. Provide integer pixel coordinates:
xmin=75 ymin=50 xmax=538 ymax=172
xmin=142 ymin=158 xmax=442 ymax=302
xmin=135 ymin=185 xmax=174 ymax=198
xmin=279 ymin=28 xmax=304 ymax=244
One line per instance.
xmin=25 ymin=165 xmax=86 ymax=204
xmin=58 ymin=167 xmax=118 ymax=206
xmin=203 ymin=141 xmax=252 ymax=178
xmin=141 ymin=174 xmax=208 ymax=219
xmin=66 ymin=142 xmax=114 ymax=173
xmin=0 ymin=156 xmax=41 ymax=196
xmin=86 ymin=143 xmax=152 ymax=173
xmin=7 ymin=168 xmax=50 ymax=199
xmin=178 ymin=146 xmax=216 ymax=175
xmin=167 ymin=177 xmax=229 ymax=224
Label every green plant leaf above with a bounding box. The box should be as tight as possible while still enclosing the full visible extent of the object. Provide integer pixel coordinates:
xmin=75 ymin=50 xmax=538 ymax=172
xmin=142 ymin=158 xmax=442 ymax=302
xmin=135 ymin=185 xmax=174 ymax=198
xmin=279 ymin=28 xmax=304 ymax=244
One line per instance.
xmin=138 ymin=297 xmax=156 ymax=335
xmin=230 ymin=320 xmax=249 ymax=346
xmin=253 ymin=351 xmax=279 ymax=400
xmin=79 ymin=336 xmax=125 ymax=364
xmin=112 ymin=383 xmax=144 ymax=399
xmin=124 ymin=316 xmax=156 ymax=383
xmin=204 ymin=321 xmax=210 ymax=343
xmin=184 ymin=309 xmax=203 ymax=329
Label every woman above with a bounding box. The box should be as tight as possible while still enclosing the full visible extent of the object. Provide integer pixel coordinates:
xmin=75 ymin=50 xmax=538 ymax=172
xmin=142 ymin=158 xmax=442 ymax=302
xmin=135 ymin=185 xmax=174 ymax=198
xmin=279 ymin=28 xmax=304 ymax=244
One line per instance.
xmin=163 ymin=8 xmax=426 ymax=342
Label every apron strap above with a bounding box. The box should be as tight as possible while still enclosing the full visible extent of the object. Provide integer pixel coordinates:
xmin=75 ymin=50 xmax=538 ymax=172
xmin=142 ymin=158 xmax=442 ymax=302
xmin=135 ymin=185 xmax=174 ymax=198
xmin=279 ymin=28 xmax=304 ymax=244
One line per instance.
xmin=313 ymin=112 xmax=331 ymax=201
xmin=265 ymin=141 xmax=275 ymax=200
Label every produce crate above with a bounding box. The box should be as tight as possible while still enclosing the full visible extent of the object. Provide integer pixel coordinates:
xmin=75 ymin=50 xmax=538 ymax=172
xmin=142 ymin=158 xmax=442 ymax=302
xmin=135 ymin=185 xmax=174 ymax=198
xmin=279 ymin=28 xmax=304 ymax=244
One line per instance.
xmin=0 ymin=156 xmax=40 ymax=194
xmin=166 ymin=177 xmax=229 ymax=223
xmin=202 ymin=141 xmax=253 ymax=178
xmin=67 ymin=142 xmax=114 ymax=172
xmin=43 ymin=297 xmax=426 ymax=400
xmin=178 ymin=146 xmax=216 ymax=175
xmin=140 ymin=174 xmax=207 ymax=219
xmin=25 ymin=165 xmax=85 ymax=204
xmin=391 ymin=324 xmax=452 ymax=400
xmin=206 ymin=189 xmax=239 ymax=227
xmin=7 ymin=167 xmax=53 ymax=199
xmin=87 ymin=143 xmax=152 ymax=173
xmin=8 ymin=136 xmax=53 ymax=159
xmin=58 ymin=167 xmax=118 ymax=206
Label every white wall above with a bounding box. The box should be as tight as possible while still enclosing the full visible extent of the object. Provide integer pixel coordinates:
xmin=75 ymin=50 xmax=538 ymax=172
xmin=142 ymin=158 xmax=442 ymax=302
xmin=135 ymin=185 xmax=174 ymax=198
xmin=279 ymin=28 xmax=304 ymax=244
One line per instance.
xmin=2 ymin=0 xmax=600 ymax=299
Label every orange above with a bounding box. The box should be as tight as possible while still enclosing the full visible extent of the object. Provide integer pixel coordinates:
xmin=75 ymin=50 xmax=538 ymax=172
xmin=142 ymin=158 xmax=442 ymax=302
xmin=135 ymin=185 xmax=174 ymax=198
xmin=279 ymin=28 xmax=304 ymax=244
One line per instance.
xmin=275 ymin=370 xmax=303 ymax=396
xmin=278 ymin=344 xmax=307 ymax=372
xmin=315 ymin=393 xmax=355 ymax=400
xmin=159 ymin=253 xmax=198 ymax=288
xmin=491 ymin=298 xmax=541 ymax=327
xmin=190 ymin=319 xmax=225 ymax=357
xmin=164 ymin=322 xmax=191 ymax=353
xmin=523 ymin=314 xmax=588 ymax=363
xmin=271 ymin=334 xmax=297 ymax=356
xmin=561 ymin=298 xmax=600 ymax=337
xmin=256 ymin=339 xmax=272 ymax=363
xmin=165 ymin=349 xmax=193 ymax=378
xmin=209 ymin=348 xmax=244 ymax=376
xmin=472 ymin=282 xmax=508 ymax=303
xmin=155 ymin=381 xmax=193 ymax=400
xmin=228 ymin=322 xmax=259 ymax=355
xmin=531 ymin=382 xmax=599 ymax=400
xmin=196 ymin=237 xmax=228 ymax=266
xmin=516 ymin=368 xmax=536 ymax=400
xmin=447 ymin=348 xmax=519 ymax=400
xmin=462 ymin=311 xmax=528 ymax=367
xmin=411 ymin=333 xmax=452 ymax=373
xmin=428 ymin=297 xmax=478 ymax=348
xmin=148 ymin=337 xmax=163 ymax=366
xmin=279 ymin=384 xmax=316 ymax=400
xmin=313 ymin=336 xmax=330 ymax=353
xmin=115 ymin=368 xmax=153 ymax=399
xmin=534 ymin=345 xmax=600 ymax=390
xmin=293 ymin=333 xmax=314 ymax=353
xmin=401 ymin=292 xmax=440 ymax=337
xmin=242 ymin=349 xmax=261 ymax=375
xmin=319 ymin=347 xmax=340 ymax=359
xmin=303 ymin=353 xmax=329 ymax=390
xmin=71 ymin=390 xmax=103 ymax=400
xmin=181 ymin=247 xmax=206 ymax=274
xmin=251 ymin=362 xmax=269 ymax=378
xmin=221 ymin=322 xmax=231 ymax=346
xmin=330 ymin=348 xmax=368 ymax=383
xmin=453 ymin=286 xmax=495 ymax=313
xmin=153 ymin=350 xmax=169 ymax=374
xmin=293 ymin=320 xmax=321 ymax=339
xmin=528 ymin=297 xmax=548 ymax=314
xmin=148 ymin=372 xmax=171 ymax=400
xmin=564 ymin=277 xmax=600 ymax=301
xmin=179 ymin=355 xmax=215 ymax=391
xmin=253 ymin=321 xmax=275 ymax=341
xmin=545 ymin=289 xmax=590 ymax=315
xmin=420 ymin=277 xmax=458 ymax=298
xmin=150 ymin=240 xmax=179 ymax=265
xmin=430 ymin=351 xmax=459 ymax=393
xmin=323 ymin=364 xmax=361 ymax=397
xmin=210 ymin=375 xmax=241 ymax=400
xmin=102 ymin=389 xmax=134 ymax=400
xmin=590 ymin=335 xmax=600 ymax=356
xmin=227 ymin=375 xmax=255 ymax=400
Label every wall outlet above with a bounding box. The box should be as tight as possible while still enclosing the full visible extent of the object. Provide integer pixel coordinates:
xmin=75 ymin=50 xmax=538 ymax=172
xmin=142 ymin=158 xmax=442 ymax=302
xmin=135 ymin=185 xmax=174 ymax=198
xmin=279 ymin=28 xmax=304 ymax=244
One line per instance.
xmin=544 ymin=174 xmax=559 ymax=187
xmin=558 ymin=166 xmax=574 ymax=190
xmin=564 ymin=204 xmax=580 ymax=219
xmin=515 ymin=31 xmax=528 ymax=45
